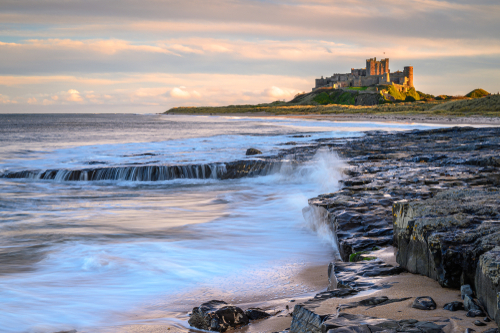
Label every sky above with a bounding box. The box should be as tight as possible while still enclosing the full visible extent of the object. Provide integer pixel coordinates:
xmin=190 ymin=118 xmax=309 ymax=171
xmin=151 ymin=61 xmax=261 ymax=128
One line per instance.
xmin=0 ymin=0 xmax=499 ymax=113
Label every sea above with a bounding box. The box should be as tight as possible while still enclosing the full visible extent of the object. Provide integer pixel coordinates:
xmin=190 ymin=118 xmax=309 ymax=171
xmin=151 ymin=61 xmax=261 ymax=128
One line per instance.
xmin=0 ymin=114 xmax=441 ymax=332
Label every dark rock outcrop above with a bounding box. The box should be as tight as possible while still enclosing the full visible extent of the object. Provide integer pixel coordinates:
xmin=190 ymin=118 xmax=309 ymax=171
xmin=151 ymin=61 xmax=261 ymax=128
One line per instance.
xmin=476 ymin=247 xmax=500 ymax=326
xmin=393 ymin=190 xmax=500 ymax=289
xmin=246 ymin=148 xmax=262 ymax=156
xmin=305 ymin=127 xmax=500 ymax=330
xmin=393 ymin=189 xmax=500 ymax=327
xmin=188 ymin=300 xmax=249 ymax=332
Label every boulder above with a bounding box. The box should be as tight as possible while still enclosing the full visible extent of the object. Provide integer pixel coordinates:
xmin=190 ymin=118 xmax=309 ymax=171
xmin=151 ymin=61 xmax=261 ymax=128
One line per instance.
xmin=464 ymin=295 xmax=481 ymax=311
xmin=462 ymin=285 xmax=474 ymax=300
xmin=412 ymin=296 xmax=437 ymax=310
xmin=483 ymin=329 xmax=499 ymax=333
xmin=467 ymin=309 xmax=486 ymax=317
xmin=244 ymin=308 xmax=271 ymax=320
xmin=443 ymin=301 xmax=464 ymax=311
xmin=188 ymin=300 xmax=249 ymax=332
xmin=246 ymin=148 xmax=262 ymax=156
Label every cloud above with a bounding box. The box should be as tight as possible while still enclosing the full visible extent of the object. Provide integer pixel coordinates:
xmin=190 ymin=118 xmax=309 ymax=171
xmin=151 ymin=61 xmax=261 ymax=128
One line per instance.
xmin=263 ymin=86 xmax=296 ymax=99
xmin=66 ymin=89 xmax=83 ymax=102
xmin=0 ymin=0 xmax=499 ymax=113
xmin=0 ymin=94 xmax=17 ymax=104
xmin=169 ymin=87 xmax=200 ymax=99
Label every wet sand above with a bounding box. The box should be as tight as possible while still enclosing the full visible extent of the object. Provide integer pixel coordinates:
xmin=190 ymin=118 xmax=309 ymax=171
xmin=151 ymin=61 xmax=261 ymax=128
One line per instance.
xmin=193 ymin=112 xmax=500 ymax=126
xmin=94 ymin=263 xmax=331 ymax=332
xmin=98 ymin=248 xmax=497 ymax=332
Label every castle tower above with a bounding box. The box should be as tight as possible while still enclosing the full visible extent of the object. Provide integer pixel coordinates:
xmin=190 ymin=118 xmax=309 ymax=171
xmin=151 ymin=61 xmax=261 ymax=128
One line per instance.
xmin=366 ymin=58 xmax=376 ymax=76
xmin=367 ymin=57 xmax=390 ymax=76
xmin=382 ymin=58 xmax=389 ymax=74
xmin=404 ymin=66 xmax=414 ymax=87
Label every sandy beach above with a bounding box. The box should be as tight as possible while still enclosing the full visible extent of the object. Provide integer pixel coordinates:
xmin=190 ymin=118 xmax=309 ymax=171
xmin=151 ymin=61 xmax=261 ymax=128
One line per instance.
xmin=195 ymin=112 xmax=500 ymax=126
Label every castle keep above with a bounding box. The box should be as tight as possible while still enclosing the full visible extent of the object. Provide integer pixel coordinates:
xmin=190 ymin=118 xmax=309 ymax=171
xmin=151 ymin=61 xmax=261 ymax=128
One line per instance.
xmin=314 ymin=58 xmax=413 ymax=91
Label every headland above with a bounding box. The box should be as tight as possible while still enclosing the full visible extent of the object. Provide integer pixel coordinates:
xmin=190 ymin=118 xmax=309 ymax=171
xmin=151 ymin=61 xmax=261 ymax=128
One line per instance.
xmin=164 ymin=57 xmax=499 ymax=122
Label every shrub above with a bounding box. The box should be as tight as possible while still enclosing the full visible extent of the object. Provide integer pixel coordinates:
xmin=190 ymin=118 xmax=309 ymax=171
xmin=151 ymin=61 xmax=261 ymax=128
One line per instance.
xmin=405 ymin=87 xmax=420 ymax=101
xmin=417 ymin=91 xmax=435 ymax=99
xmin=337 ymin=92 xmax=356 ymax=105
xmin=466 ymin=88 xmax=489 ymax=98
xmin=313 ymin=92 xmax=332 ymax=105
xmin=386 ymin=85 xmax=404 ymax=101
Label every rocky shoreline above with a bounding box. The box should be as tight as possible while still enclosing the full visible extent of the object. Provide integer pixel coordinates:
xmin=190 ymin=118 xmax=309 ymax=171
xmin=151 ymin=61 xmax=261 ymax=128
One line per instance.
xmin=188 ymin=126 xmax=500 ymax=333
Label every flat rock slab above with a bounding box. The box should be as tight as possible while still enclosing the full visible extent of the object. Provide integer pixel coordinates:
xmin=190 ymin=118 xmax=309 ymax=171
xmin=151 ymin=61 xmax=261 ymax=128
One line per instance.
xmin=291 ymin=312 xmax=445 ymax=333
xmin=289 ymin=291 xmax=438 ymax=333
xmin=330 ymin=260 xmax=405 ymax=290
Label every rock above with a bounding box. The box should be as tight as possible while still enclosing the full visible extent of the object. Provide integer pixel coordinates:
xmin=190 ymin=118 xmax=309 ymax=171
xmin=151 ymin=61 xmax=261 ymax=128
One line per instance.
xmin=474 ymin=320 xmax=487 ymax=326
xmin=393 ymin=190 xmax=500 ymax=289
xmin=444 ymin=301 xmax=465 ymax=311
xmin=465 ymin=329 xmax=475 ymax=333
xmin=303 ymin=127 xmax=500 ymax=330
xmin=462 ymin=285 xmax=474 ymax=300
xmin=321 ymin=313 xmax=444 ymax=333
xmin=290 ymin=291 xmax=442 ymax=333
xmin=467 ymin=309 xmax=486 ymax=317
xmin=246 ymin=148 xmax=262 ymax=156
xmin=482 ymin=329 xmax=498 ymax=333
xmin=412 ymin=296 xmax=437 ymax=310
xmin=393 ymin=190 xmax=500 ymax=327
xmin=290 ymin=290 xmax=360 ymax=333
xmin=339 ymin=296 xmax=411 ymax=310
xmin=245 ymin=308 xmax=271 ymax=320
xmin=331 ymin=261 xmax=404 ymax=290
xmin=475 ymin=247 xmax=500 ymax=328
xmin=484 ymin=317 xmax=491 ymax=322
xmin=465 ymin=295 xmax=481 ymax=311
xmin=188 ymin=300 xmax=249 ymax=332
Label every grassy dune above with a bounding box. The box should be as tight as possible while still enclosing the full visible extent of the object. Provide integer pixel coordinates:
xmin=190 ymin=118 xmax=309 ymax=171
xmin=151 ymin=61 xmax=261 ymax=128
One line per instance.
xmin=429 ymin=94 xmax=500 ymax=116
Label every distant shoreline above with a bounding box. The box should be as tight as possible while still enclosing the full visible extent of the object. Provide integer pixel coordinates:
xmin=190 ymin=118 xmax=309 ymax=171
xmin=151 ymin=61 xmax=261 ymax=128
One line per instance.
xmin=164 ymin=111 xmax=500 ymax=126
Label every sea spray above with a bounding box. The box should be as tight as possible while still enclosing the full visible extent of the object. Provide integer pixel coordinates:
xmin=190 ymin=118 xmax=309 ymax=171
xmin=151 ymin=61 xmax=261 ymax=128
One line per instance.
xmin=302 ymin=205 xmax=342 ymax=261
xmin=297 ymin=148 xmax=345 ymax=259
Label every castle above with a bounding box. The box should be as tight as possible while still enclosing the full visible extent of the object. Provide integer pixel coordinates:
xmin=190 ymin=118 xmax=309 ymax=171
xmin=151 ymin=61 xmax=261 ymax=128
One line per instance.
xmin=314 ymin=58 xmax=413 ymax=92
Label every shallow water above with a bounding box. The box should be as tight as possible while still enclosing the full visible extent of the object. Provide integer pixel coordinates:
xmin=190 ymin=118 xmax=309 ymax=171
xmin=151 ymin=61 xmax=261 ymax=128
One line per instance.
xmin=0 ymin=114 xmax=441 ymax=332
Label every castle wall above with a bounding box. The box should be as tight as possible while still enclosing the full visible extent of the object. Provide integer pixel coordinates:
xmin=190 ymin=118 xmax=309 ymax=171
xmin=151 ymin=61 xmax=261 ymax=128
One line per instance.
xmin=314 ymin=58 xmax=413 ymax=90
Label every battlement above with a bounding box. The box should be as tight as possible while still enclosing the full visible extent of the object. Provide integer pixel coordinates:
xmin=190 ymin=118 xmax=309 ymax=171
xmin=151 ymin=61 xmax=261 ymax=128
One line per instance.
xmin=314 ymin=58 xmax=413 ymax=91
